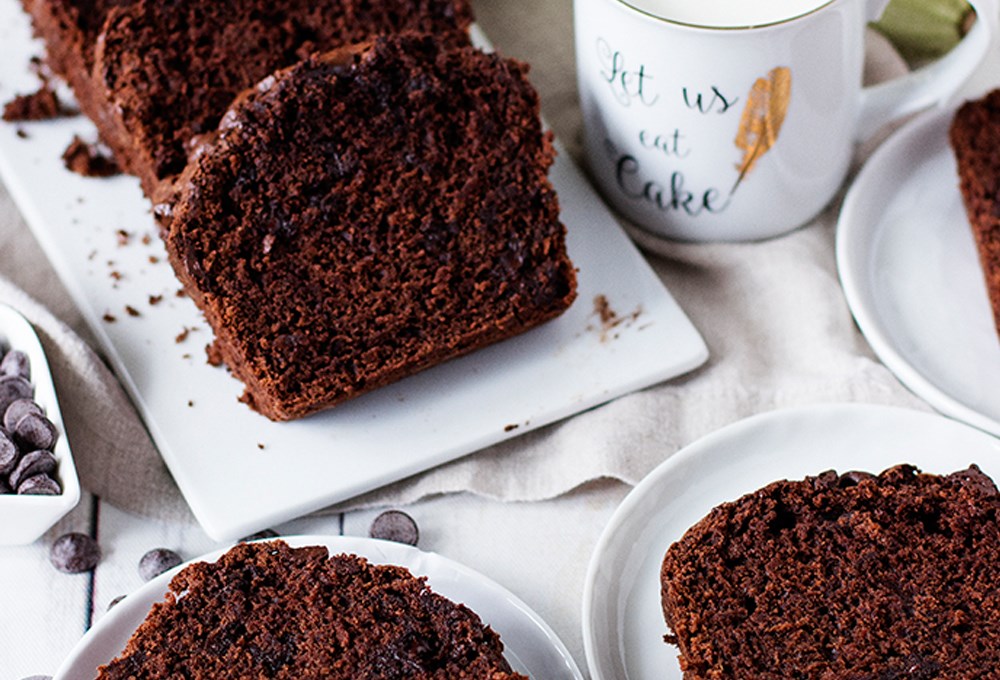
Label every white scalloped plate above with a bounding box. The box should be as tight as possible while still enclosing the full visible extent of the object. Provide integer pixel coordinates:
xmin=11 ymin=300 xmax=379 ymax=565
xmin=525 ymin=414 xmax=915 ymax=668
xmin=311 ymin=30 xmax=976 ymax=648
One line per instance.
xmin=55 ymin=534 xmax=585 ymax=679
xmin=582 ymin=403 xmax=1000 ymax=679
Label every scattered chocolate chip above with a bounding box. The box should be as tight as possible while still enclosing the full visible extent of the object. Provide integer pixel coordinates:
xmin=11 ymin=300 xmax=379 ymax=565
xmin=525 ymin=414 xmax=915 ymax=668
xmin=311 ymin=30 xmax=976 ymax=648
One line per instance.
xmin=4 ymin=398 xmax=43 ymax=431
xmin=50 ymin=533 xmax=101 ymax=573
xmin=107 ymin=594 xmax=126 ymax=611
xmin=1 ymin=349 xmax=30 ymax=380
xmin=239 ymin=528 xmax=279 ymax=543
xmin=0 ymin=430 xmax=19 ymax=476
xmin=17 ymin=473 xmax=61 ymax=495
xmin=138 ymin=548 xmax=182 ymax=581
xmin=369 ymin=510 xmax=419 ymax=546
xmin=14 ymin=413 xmax=57 ymax=451
xmin=9 ymin=450 xmax=57 ymax=489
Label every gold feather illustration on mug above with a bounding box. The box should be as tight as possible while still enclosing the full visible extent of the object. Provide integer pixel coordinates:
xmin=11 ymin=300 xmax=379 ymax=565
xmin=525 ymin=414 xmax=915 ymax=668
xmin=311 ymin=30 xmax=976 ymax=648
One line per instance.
xmin=732 ymin=66 xmax=792 ymax=195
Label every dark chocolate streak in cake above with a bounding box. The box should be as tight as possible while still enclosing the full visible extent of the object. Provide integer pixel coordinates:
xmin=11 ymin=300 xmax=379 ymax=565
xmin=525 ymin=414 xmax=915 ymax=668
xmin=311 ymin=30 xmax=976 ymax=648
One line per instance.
xmin=660 ymin=465 xmax=1000 ymax=679
xmin=91 ymin=0 xmax=472 ymax=194
xmin=97 ymin=541 xmax=526 ymax=679
xmin=163 ymin=34 xmax=576 ymax=420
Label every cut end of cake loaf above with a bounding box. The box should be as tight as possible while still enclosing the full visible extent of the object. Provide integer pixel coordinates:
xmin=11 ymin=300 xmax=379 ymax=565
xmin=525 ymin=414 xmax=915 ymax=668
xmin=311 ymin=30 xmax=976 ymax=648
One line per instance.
xmin=90 ymin=0 xmax=473 ymax=194
xmin=162 ymin=33 xmax=576 ymax=420
xmin=660 ymin=465 xmax=1000 ymax=679
xmin=97 ymin=540 xmax=527 ymax=679
xmin=951 ymin=89 xmax=1000 ymax=342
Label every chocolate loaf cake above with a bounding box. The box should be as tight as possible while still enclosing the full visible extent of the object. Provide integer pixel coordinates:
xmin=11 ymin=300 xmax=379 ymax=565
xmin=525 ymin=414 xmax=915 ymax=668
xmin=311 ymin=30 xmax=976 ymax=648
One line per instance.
xmin=98 ymin=541 xmax=527 ymax=679
xmin=660 ymin=465 xmax=1000 ymax=678
xmin=88 ymin=0 xmax=472 ymax=195
xmin=951 ymin=90 xmax=1000 ymax=341
xmin=160 ymin=34 xmax=577 ymax=420
xmin=20 ymin=0 xmax=472 ymax=195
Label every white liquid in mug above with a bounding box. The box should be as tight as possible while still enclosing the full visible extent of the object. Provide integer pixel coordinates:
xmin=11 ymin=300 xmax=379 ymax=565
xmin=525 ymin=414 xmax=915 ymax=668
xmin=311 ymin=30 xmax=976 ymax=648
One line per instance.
xmin=621 ymin=0 xmax=834 ymax=28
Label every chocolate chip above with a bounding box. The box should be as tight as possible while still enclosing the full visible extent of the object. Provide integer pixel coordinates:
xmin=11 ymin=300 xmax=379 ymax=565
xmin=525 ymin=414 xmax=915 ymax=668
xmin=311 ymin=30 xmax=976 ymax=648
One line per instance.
xmin=0 ymin=375 xmax=32 ymax=415
xmin=9 ymin=450 xmax=57 ymax=490
xmin=839 ymin=470 xmax=876 ymax=488
xmin=14 ymin=413 xmax=57 ymax=451
xmin=107 ymin=594 xmax=126 ymax=611
xmin=50 ymin=533 xmax=101 ymax=573
xmin=239 ymin=528 xmax=279 ymax=542
xmin=17 ymin=473 xmax=61 ymax=495
xmin=4 ymin=397 xmax=43 ymax=431
xmin=369 ymin=510 xmax=419 ymax=546
xmin=138 ymin=548 xmax=182 ymax=581
xmin=0 ymin=429 xmax=19 ymax=476
xmin=0 ymin=350 xmax=30 ymax=380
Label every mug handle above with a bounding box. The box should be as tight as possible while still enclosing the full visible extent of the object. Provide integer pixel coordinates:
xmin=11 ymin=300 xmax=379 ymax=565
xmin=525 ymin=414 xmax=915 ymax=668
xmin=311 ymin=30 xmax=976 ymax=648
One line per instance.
xmin=857 ymin=0 xmax=998 ymax=140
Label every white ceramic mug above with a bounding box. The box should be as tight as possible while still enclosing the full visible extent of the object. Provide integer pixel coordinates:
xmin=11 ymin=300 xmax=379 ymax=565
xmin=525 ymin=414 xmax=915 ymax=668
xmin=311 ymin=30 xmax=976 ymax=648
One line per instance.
xmin=574 ymin=0 xmax=997 ymax=242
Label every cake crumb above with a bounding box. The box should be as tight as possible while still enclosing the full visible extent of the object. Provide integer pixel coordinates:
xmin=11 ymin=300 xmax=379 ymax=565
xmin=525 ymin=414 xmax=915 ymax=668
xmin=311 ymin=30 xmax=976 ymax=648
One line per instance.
xmin=141 ymin=234 xmax=153 ymax=245
xmin=116 ymin=229 xmax=131 ymax=246
xmin=2 ymin=84 xmax=65 ymax=121
xmin=125 ymin=305 xmax=140 ymax=317
xmin=175 ymin=327 xmax=191 ymax=343
xmin=149 ymin=294 xmax=163 ymax=306
xmin=15 ymin=128 xmax=27 ymax=139
xmin=62 ymin=135 xmax=121 ymax=177
xmin=504 ymin=424 xmax=519 ymax=432
xmin=148 ymin=255 xmax=160 ymax=264
xmin=257 ymin=443 xmax=265 ymax=450
xmin=103 ymin=313 xmax=117 ymax=323
xmin=592 ymin=294 xmax=643 ymax=343
xmin=187 ymin=400 xmax=194 ymax=407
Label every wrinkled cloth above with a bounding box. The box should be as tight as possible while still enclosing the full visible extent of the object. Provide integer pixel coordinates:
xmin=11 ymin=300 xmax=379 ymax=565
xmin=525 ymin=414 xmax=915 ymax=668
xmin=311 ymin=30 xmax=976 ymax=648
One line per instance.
xmin=0 ymin=0 xmax=931 ymax=523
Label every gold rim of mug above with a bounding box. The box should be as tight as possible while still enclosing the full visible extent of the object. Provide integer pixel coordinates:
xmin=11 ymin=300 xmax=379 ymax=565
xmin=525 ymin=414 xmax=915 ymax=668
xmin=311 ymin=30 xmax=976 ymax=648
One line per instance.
xmin=611 ymin=0 xmax=839 ymax=30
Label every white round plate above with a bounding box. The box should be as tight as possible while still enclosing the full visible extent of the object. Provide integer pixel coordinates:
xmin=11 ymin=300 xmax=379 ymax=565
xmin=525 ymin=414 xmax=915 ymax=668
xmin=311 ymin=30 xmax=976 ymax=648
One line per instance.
xmin=581 ymin=403 xmax=1000 ymax=680
xmin=55 ymin=535 xmax=584 ymax=679
xmin=837 ymin=103 xmax=1000 ymax=437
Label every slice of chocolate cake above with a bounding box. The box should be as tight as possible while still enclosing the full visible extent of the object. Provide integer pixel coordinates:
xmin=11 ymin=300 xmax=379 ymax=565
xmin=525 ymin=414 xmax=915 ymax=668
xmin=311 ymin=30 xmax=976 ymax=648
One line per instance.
xmin=89 ymin=0 xmax=472 ymax=195
xmin=98 ymin=541 xmax=527 ymax=679
xmin=160 ymin=34 xmax=577 ymax=420
xmin=951 ymin=90 xmax=1000 ymax=341
xmin=660 ymin=465 xmax=1000 ymax=678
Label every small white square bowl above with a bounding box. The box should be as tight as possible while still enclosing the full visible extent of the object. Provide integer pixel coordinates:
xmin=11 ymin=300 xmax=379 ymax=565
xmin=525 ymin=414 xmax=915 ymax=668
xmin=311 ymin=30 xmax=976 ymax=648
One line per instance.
xmin=0 ymin=303 xmax=81 ymax=545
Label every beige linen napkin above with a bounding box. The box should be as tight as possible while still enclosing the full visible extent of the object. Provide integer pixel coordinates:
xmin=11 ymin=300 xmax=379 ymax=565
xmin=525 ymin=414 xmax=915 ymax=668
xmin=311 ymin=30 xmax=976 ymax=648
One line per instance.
xmin=0 ymin=0 xmax=930 ymax=523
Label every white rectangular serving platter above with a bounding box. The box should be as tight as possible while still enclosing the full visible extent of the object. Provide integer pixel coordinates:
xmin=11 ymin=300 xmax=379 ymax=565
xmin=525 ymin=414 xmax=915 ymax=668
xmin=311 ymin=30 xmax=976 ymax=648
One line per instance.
xmin=0 ymin=2 xmax=708 ymax=540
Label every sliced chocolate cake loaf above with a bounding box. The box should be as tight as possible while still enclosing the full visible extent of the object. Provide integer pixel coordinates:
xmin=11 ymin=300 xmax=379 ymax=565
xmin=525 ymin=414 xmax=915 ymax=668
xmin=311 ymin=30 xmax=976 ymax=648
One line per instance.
xmin=98 ymin=541 xmax=527 ymax=679
xmin=951 ymin=89 xmax=1000 ymax=341
xmin=161 ymin=34 xmax=577 ymax=420
xmin=91 ymin=0 xmax=473 ymax=194
xmin=660 ymin=465 xmax=1000 ymax=678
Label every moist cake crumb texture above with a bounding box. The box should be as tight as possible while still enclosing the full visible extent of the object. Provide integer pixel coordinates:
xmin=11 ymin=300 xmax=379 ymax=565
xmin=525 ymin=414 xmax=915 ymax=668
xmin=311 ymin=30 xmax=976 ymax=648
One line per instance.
xmin=97 ymin=540 xmax=526 ymax=679
xmin=163 ymin=34 xmax=577 ymax=420
xmin=660 ymin=465 xmax=1000 ymax=679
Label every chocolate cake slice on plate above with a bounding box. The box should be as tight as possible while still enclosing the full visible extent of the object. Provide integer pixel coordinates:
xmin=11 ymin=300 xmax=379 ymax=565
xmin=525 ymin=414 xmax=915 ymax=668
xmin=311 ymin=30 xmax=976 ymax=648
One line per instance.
xmin=98 ymin=540 xmax=527 ymax=679
xmin=660 ymin=465 xmax=1000 ymax=678
xmin=160 ymin=33 xmax=577 ymax=420
xmin=951 ymin=89 xmax=1000 ymax=342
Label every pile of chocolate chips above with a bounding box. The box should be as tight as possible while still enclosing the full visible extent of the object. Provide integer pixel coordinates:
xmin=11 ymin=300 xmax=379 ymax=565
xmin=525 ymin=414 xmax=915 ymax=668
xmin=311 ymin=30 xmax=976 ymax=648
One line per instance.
xmin=0 ymin=348 xmax=61 ymax=495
